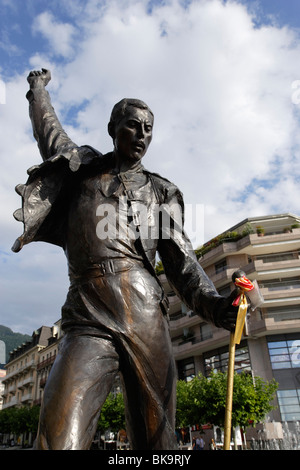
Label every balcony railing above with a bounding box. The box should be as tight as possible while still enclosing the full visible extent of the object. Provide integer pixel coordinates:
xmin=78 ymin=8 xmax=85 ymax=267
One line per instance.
xmin=21 ymin=392 xmax=33 ymax=403
xmin=260 ymin=279 xmax=300 ymax=291
xmin=199 ymin=228 xmax=300 ymax=265
xmin=176 ymin=331 xmax=214 ymax=349
xmin=4 ymin=360 xmax=36 ymax=380
xmin=8 ymin=383 xmax=16 ymax=393
xmin=19 ymin=376 xmax=34 ymax=388
xmin=264 ymin=306 xmax=300 ymax=322
xmin=37 ymin=354 xmax=56 ymax=371
xmin=2 ymin=396 xmax=18 ymax=409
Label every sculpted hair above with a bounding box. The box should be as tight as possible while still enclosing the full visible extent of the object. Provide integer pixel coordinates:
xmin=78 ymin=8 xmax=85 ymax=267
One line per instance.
xmin=108 ymin=98 xmax=154 ymax=139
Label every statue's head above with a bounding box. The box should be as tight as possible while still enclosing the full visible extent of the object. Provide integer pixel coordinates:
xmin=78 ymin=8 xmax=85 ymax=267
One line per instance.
xmin=108 ymin=98 xmax=154 ymax=162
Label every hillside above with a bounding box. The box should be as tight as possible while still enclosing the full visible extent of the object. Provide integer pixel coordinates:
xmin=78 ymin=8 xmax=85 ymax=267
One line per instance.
xmin=0 ymin=325 xmax=31 ymax=367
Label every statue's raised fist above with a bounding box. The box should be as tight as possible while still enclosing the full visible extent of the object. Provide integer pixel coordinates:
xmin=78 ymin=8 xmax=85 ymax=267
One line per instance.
xmin=27 ymin=68 xmax=51 ymax=88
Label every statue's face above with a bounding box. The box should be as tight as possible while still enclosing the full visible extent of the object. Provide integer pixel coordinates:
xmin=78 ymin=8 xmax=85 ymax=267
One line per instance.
xmin=113 ymin=107 xmax=153 ymax=162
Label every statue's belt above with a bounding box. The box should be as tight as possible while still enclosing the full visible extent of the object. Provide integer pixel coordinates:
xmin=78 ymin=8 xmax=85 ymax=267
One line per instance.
xmin=68 ymin=256 xmax=170 ymax=317
xmin=69 ymin=258 xmax=144 ymax=282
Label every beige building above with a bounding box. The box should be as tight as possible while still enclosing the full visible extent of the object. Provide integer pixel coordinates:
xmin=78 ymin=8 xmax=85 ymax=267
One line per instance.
xmin=0 ymin=370 xmax=6 ymax=410
xmin=2 ymin=321 xmax=63 ymax=410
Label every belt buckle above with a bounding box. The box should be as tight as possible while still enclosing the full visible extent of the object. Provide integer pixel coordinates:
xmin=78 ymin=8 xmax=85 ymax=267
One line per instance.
xmin=99 ymin=260 xmax=115 ymax=275
xmin=100 ymin=262 xmax=107 ymax=275
xmin=108 ymin=259 xmax=115 ymax=274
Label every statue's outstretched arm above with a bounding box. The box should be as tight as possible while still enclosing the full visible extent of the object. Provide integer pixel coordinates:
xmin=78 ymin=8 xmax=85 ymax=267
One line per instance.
xmin=157 ymin=189 xmax=238 ymax=331
xmin=26 ymin=68 xmax=77 ymax=161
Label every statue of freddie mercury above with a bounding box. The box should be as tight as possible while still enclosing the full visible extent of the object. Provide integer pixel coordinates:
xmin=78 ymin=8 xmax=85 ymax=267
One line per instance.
xmin=12 ymin=69 xmax=238 ymax=450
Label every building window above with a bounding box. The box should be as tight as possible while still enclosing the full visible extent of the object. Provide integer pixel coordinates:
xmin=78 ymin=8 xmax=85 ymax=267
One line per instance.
xmin=215 ymin=260 xmax=227 ymax=274
xmin=265 ymin=306 xmax=300 ymax=322
xmin=177 ymin=358 xmax=195 ymax=382
xmin=218 ymin=284 xmax=231 ymax=297
xmin=200 ymin=323 xmax=213 ymax=342
xmin=277 ymin=389 xmax=300 ymax=421
xmin=268 ymin=337 xmax=300 ymax=369
xmin=204 ymin=343 xmax=251 ymax=376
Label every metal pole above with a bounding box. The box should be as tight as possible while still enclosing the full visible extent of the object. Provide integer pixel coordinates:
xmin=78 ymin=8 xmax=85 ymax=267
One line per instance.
xmin=223 ymin=270 xmax=262 ymax=450
xmin=224 ymin=331 xmax=236 ymax=450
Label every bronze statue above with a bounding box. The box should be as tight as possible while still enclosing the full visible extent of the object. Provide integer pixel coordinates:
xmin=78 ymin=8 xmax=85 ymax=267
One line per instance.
xmin=12 ymin=69 xmax=238 ymax=450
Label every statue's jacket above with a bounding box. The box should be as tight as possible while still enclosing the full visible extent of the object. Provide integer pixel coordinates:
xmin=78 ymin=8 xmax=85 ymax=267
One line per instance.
xmin=12 ymin=86 xmax=225 ymax=330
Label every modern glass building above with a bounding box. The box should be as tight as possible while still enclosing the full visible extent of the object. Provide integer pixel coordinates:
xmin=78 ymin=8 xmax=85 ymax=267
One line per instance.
xmin=161 ymin=213 xmax=300 ymax=441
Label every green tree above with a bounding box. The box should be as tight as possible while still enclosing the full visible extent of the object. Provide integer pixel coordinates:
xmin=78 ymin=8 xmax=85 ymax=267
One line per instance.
xmin=97 ymin=392 xmax=126 ymax=434
xmin=22 ymin=405 xmax=40 ymax=435
xmin=0 ymin=405 xmax=40 ymax=440
xmin=176 ymin=371 xmax=278 ymax=433
xmin=0 ymin=407 xmax=15 ymax=434
xmin=3 ymin=407 xmax=20 ymax=435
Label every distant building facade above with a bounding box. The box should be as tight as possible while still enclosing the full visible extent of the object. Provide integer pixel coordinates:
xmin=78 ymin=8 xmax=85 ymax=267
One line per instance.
xmin=162 ymin=213 xmax=300 ymax=443
xmin=0 ymin=370 xmax=6 ymax=410
xmin=1 ymin=321 xmax=63 ymax=410
xmin=1 ymin=213 xmax=300 ymax=448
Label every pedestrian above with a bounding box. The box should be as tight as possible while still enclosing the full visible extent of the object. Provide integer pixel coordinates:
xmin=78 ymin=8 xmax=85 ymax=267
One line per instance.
xmin=209 ymin=438 xmax=216 ymax=450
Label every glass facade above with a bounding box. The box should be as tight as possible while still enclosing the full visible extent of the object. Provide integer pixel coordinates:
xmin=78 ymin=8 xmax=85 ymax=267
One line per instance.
xmin=268 ymin=335 xmax=300 ymax=422
xmin=277 ymin=390 xmax=300 ymax=422
xmin=204 ymin=342 xmax=251 ymax=376
xmin=268 ymin=338 xmax=300 ymax=369
xmin=177 ymin=357 xmax=195 ymax=382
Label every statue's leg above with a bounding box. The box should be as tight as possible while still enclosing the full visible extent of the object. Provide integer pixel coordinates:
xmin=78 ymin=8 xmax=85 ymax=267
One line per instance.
xmin=111 ymin=264 xmax=178 ymax=450
xmin=119 ymin=310 xmax=178 ymax=450
xmin=35 ymin=330 xmax=119 ymax=450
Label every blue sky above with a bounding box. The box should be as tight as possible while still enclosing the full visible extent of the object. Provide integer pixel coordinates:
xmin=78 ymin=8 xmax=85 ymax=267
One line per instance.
xmin=2 ymin=0 xmax=300 ymax=76
xmin=1 ymin=0 xmax=300 ymax=335
xmin=241 ymin=0 xmax=300 ymax=28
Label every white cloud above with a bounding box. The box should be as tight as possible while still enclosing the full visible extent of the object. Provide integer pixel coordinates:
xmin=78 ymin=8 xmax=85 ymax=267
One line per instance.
xmin=32 ymin=11 xmax=77 ymax=59
xmin=1 ymin=0 xmax=300 ymax=332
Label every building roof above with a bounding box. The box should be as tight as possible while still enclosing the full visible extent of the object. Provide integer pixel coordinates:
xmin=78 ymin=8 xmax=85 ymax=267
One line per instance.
xmin=227 ymin=213 xmax=300 ymax=233
xmin=8 ymin=326 xmax=52 ymax=362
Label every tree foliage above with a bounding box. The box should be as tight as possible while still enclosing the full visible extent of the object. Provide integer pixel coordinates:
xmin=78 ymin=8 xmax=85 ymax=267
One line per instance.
xmin=97 ymin=392 xmax=126 ymax=433
xmin=0 ymin=405 xmax=40 ymax=436
xmin=176 ymin=371 xmax=278 ymax=430
xmin=0 ymin=373 xmax=277 ymax=439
